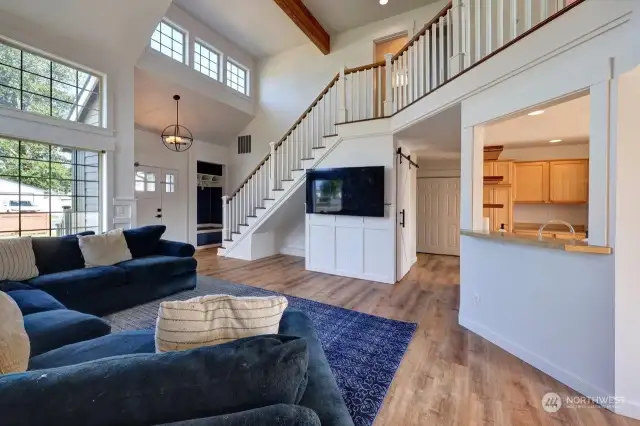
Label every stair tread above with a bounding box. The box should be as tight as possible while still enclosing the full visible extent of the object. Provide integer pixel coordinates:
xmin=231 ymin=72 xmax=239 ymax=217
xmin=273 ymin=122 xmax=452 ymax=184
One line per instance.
xmin=282 ymin=179 xmax=294 ymax=182
xmin=291 ymin=168 xmax=304 ymax=171
xmin=273 ymin=189 xmax=285 ymax=191
xmin=247 ymin=215 xmax=257 ymax=218
xmin=264 ymin=198 xmax=275 ymax=200
xmin=224 ymin=239 xmax=233 ymax=242
xmin=301 ymin=158 xmax=314 ymax=160
xmin=256 ymin=207 xmax=266 ymax=209
xmin=323 ymin=134 xmax=338 ymax=138
xmin=312 ymin=146 xmax=326 ymax=150
xmin=232 ymin=232 xmax=241 ymax=235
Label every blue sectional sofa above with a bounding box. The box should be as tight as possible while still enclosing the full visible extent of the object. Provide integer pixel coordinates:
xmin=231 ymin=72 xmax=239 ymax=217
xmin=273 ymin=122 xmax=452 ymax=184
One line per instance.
xmin=3 ymin=226 xmax=197 ymax=316
xmin=0 ymin=286 xmax=354 ymax=426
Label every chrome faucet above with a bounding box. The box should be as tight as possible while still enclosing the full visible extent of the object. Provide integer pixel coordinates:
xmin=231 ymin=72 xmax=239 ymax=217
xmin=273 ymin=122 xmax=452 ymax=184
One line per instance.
xmin=538 ymin=219 xmax=575 ymax=240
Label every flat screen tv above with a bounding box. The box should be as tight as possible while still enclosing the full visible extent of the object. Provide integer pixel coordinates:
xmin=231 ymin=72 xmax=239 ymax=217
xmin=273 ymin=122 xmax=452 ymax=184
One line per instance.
xmin=306 ymin=166 xmax=385 ymax=217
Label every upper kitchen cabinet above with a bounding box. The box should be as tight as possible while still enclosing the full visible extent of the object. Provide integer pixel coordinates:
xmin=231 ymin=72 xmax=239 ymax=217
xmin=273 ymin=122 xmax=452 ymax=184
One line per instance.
xmin=513 ymin=162 xmax=549 ymax=203
xmin=513 ymin=160 xmax=588 ymax=204
xmin=483 ymin=161 xmax=512 ymax=184
xmin=549 ymin=160 xmax=589 ymax=203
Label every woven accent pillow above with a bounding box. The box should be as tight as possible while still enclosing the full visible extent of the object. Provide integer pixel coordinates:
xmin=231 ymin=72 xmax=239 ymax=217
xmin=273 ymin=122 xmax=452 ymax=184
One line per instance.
xmin=0 ymin=291 xmax=30 ymax=374
xmin=0 ymin=237 xmax=39 ymax=281
xmin=156 ymin=294 xmax=289 ymax=353
xmin=78 ymin=228 xmax=132 ymax=267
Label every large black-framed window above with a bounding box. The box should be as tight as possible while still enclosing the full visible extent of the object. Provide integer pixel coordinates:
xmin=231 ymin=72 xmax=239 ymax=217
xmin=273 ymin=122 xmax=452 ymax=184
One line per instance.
xmin=0 ymin=137 xmax=101 ymax=239
xmin=0 ymin=41 xmax=102 ymax=127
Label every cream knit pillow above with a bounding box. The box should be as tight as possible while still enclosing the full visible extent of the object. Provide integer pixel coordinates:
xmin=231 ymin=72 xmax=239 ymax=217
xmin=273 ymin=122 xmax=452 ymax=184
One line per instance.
xmin=78 ymin=228 xmax=132 ymax=267
xmin=0 ymin=291 xmax=30 ymax=374
xmin=0 ymin=237 xmax=39 ymax=281
xmin=156 ymin=294 xmax=288 ymax=353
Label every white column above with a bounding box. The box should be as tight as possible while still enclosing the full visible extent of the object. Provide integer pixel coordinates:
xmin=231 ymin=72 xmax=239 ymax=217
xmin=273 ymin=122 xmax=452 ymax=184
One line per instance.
xmin=383 ymin=53 xmax=394 ymax=116
xmin=460 ymin=125 xmax=483 ymax=231
xmin=221 ymin=195 xmax=229 ymax=241
xmin=338 ymin=66 xmax=348 ymax=123
xmin=269 ymin=141 xmax=276 ymax=198
xmin=450 ymin=0 xmax=467 ymax=76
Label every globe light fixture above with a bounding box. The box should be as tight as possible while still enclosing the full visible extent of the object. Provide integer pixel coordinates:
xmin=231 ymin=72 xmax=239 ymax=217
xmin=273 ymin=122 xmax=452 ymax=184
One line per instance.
xmin=161 ymin=95 xmax=193 ymax=152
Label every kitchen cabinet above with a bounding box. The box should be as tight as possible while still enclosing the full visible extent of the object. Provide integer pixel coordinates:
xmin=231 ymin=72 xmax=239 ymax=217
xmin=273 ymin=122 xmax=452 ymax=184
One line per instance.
xmin=549 ymin=160 xmax=588 ymax=203
xmin=483 ymin=161 xmax=512 ymax=184
xmin=513 ymin=162 xmax=549 ymax=203
xmin=484 ymin=186 xmax=513 ymax=231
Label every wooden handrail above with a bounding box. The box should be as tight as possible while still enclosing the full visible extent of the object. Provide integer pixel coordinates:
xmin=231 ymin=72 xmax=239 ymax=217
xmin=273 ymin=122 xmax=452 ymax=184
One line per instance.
xmin=392 ymin=1 xmax=452 ymax=62
xmin=229 ymin=73 xmax=340 ymax=199
xmin=344 ymin=60 xmax=385 ymax=75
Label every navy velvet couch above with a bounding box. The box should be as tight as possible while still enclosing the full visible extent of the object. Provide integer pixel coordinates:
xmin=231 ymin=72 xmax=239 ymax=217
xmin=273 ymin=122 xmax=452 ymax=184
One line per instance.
xmin=0 ymin=284 xmax=354 ymax=426
xmin=3 ymin=225 xmax=197 ymax=316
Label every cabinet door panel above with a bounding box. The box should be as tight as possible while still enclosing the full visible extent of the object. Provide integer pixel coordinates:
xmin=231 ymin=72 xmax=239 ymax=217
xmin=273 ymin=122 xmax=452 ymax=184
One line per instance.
xmin=549 ymin=160 xmax=588 ymax=203
xmin=483 ymin=186 xmax=491 ymax=220
xmin=494 ymin=161 xmax=512 ymax=185
xmin=514 ymin=162 xmax=549 ymax=202
xmin=492 ymin=186 xmax=512 ymax=231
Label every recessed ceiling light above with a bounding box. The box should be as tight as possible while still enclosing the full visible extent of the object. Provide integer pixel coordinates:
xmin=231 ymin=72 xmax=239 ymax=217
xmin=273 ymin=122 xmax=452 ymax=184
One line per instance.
xmin=379 ymin=0 xmax=388 ymax=4
xmin=528 ymin=110 xmax=545 ymax=116
xmin=549 ymin=139 xmax=562 ymax=143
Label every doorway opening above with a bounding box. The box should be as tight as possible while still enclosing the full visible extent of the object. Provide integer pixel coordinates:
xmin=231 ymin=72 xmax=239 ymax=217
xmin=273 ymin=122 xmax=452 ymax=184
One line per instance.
xmin=196 ymin=161 xmax=224 ymax=249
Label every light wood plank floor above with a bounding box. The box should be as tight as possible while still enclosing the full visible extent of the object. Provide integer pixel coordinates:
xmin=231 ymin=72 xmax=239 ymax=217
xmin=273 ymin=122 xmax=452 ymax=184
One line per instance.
xmin=196 ymin=250 xmax=636 ymax=426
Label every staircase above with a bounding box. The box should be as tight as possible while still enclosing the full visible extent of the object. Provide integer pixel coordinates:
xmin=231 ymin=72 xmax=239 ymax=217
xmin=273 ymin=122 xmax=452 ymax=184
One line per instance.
xmin=219 ymin=0 xmax=583 ymax=259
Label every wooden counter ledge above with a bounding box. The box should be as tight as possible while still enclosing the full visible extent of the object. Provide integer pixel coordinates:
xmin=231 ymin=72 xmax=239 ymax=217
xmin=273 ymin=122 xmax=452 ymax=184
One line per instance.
xmin=460 ymin=230 xmax=612 ymax=255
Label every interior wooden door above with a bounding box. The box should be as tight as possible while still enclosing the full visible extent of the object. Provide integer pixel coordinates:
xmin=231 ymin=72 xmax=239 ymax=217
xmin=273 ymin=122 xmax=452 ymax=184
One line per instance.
xmin=374 ymin=34 xmax=408 ymax=117
xmin=417 ymin=178 xmax=460 ymax=256
xmin=549 ymin=160 xmax=588 ymax=203
xmin=514 ymin=162 xmax=549 ymax=203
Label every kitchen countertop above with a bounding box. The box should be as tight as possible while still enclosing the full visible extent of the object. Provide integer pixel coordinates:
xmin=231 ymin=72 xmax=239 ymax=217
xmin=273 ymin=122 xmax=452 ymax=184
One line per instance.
xmin=513 ymin=222 xmax=586 ymax=233
xmin=460 ymin=229 xmax=611 ymax=255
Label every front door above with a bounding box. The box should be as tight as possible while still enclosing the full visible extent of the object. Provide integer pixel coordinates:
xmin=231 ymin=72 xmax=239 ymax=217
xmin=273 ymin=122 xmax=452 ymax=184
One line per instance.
xmin=396 ymin=151 xmax=414 ymax=281
xmin=417 ymin=178 xmax=460 ymax=256
xmin=135 ymin=166 xmax=182 ymax=241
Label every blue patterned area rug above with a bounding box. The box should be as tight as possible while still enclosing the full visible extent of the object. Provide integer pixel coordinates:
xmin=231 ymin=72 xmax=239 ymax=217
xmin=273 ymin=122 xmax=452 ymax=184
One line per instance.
xmin=104 ymin=275 xmax=417 ymax=426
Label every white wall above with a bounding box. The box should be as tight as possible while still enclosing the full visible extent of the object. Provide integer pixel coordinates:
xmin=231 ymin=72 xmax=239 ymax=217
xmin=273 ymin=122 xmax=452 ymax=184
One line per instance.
xmin=135 ymin=128 xmax=228 ymax=243
xmin=228 ymin=1 xmax=449 ymax=191
xmin=306 ymin=132 xmax=396 ymax=284
xmin=499 ymin=143 xmax=589 ymax=161
xmin=455 ymin=1 xmax=636 ymax=406
xmin=614 ymin=66 xmax=640 ymax=419
xmin=417 ymin=158 xmax=461 ymax=178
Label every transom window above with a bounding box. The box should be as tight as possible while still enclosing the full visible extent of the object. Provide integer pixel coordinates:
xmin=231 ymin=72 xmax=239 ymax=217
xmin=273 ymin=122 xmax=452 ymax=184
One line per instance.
xmin=151 ymin=21 xmax=185 ymax=63
xmin=0 ymin=41 xmax=102 ymax=127
xmin=194 ymin=42 xmax=219 ymax=81
xmin=226 ymin=60 xmax=247 ymax=95
xmin=135 ymin=171 xmax=157 ymax=192
xmin=0 ymin=137 xmax=101 ymax=238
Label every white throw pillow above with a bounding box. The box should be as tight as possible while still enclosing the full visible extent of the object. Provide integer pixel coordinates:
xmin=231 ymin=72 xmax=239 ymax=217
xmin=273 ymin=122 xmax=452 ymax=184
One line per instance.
xmin=0 ymin=236 xmax=39 ymax=281
xmin=156 ymin=294 xmax=289 ymax=353
xmin=0 ymin=291 xmax=30 ymax=374
xmin=78 ymin=228 xmax=132 ymax=267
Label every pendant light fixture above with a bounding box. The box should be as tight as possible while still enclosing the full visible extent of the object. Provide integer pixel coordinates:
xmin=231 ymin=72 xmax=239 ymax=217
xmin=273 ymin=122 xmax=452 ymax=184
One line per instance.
xmin=161 ymin=94 xmax=193 ymax=152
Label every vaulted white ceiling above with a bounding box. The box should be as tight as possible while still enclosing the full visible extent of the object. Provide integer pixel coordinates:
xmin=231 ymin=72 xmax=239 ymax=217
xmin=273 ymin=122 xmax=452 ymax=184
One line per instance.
xmin=304 ymin=0 xmax=443 ymax=34
xmin=134 ymin=68 xmax=253 ymax=145
xmin=173 ymin=0 xmax=309 ymax=58
xmin=174 ymin=0 xmax=443 ymax=58
xmin=0 ymin=0 xmax=172 ymax=64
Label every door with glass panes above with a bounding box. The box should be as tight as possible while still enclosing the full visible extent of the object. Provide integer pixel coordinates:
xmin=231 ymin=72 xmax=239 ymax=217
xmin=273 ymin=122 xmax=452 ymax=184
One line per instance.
xmin=135 ymin=166 xmax=181 ymax=241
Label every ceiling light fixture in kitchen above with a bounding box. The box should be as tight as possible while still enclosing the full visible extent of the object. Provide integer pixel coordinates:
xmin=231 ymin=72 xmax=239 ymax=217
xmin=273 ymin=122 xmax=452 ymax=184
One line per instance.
xmin=528 ymin=110 xmax=545 ymax=116
xmin=379 ymin=0 xmax=388 ymax=4
xmin=549 ymin=139 xmax=563 ymax=143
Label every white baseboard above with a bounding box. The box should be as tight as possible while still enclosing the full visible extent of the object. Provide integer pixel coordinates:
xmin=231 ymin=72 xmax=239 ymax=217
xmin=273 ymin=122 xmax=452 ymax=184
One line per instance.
xmin=459 ymin=315 xmax=613 ymax=405
xmin=280 ymin=247 xmax=304 ymax=257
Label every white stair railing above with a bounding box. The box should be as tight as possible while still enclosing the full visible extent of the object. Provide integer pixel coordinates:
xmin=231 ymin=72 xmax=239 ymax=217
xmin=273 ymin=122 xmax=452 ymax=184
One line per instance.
xmin=221 ymin=0 xmax=582 ymax=248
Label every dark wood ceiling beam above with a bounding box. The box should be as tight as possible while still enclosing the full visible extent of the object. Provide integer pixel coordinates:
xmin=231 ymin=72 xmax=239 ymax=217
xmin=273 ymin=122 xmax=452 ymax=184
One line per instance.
xmin=273 ymin=0 xmax=330 ymax=55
